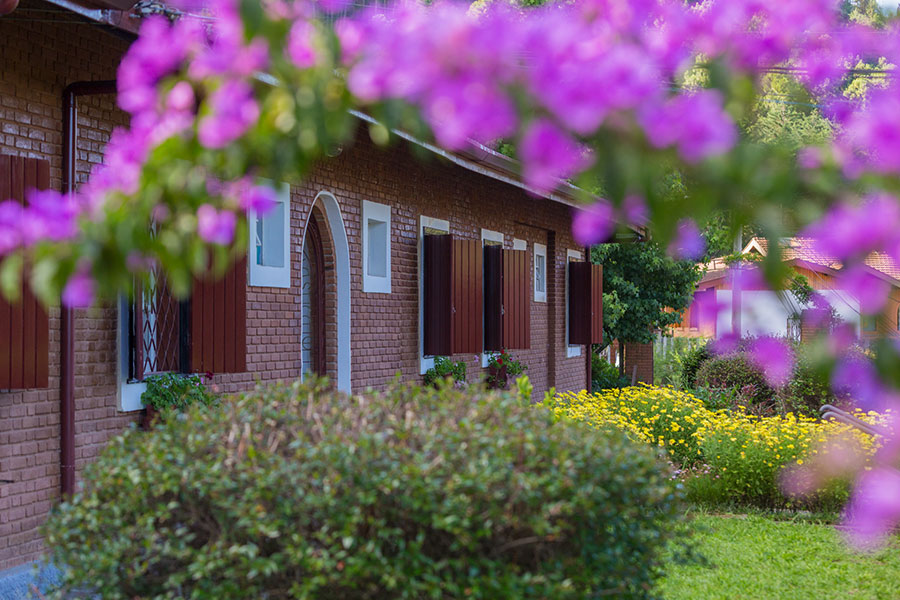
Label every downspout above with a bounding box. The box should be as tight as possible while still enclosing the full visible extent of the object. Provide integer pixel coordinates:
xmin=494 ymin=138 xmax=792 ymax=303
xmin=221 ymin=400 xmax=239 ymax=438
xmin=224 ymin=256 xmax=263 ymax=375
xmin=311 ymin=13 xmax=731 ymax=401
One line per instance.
xmin=60 ymin=80 xmax=116 ymax=497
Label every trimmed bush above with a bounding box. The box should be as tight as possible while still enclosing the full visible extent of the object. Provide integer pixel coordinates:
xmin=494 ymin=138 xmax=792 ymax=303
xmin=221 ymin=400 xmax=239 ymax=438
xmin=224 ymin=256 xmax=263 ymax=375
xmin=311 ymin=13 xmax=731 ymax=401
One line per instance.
xmin=678 ymin=341 xmax=711 ymax=390
xmin=694 ymin=353 xmax=774 ymax=409
xmin=44 ymin=380 xmax=685 ymax=600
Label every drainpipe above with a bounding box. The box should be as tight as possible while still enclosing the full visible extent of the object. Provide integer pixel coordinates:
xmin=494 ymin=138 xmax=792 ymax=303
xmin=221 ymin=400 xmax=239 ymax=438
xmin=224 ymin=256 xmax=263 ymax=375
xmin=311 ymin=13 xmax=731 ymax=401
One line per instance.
xmin=60 ymin=80 xmax=116 ymax=497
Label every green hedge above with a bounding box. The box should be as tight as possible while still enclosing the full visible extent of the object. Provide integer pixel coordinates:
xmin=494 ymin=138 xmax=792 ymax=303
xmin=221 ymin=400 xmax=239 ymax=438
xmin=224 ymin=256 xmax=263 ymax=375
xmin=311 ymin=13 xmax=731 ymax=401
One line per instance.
xmin=45 ymin=380 xmax=685 ymax=599
xmin=694 ymin=353 xmax=774 ymax=409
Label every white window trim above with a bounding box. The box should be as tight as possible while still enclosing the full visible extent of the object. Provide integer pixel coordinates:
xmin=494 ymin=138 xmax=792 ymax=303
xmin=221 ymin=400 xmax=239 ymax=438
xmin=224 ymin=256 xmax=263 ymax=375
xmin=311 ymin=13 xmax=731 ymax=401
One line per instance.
xmin=513 ymin=238 xmax=527 ymax=251
xmin=534 ymin=242 xmax=547 ymax=303
xmin=419 ymin=216 xmax=451 ymax=375
xmin=481 ymin=229 xmax=504 ymax=367
xmin=566 ymin=249 xmax=584 ymax=358
xmin=117 ymin=297 xmax=145 ymax=412
xmin=361 ymin=200 xmax=392 ymax=293
xmin=249 ymin=182 xmax=292 ymax=289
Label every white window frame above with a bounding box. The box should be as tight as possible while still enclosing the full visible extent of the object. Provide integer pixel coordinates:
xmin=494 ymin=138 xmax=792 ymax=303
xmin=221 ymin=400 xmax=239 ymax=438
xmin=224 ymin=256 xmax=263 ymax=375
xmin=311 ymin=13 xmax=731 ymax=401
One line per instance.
xmin=361 ymin=200 xmax=392 ymax=293
xmin=513 ymin=238 xmax=527 ymax=251
xmin=565 ymin=248 xmax=583 ymax=358
xmin=533 ymin=242 xmax=547 ymax=303
xmin=117 ymin=297 xmax=146 ymax=412
xmin=481 ymin=229 xmax=504 ymax=367
xmin=419 ymin=216 xmax=451 ymax=374
xmin=249 ymin=182 xmax=292 ymax=289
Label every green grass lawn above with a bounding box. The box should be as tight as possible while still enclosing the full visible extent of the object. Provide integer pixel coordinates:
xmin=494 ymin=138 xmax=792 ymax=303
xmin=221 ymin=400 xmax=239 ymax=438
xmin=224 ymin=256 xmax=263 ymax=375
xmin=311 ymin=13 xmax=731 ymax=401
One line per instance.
xmin=661 ymin=514 xmax=900 ymax=600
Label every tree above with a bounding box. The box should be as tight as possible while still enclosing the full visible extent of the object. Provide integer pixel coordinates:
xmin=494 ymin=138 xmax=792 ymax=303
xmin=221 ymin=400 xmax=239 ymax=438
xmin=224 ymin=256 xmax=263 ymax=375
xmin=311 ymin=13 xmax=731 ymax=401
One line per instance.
xmin=591 ymin=242 xmax=700 ymax=375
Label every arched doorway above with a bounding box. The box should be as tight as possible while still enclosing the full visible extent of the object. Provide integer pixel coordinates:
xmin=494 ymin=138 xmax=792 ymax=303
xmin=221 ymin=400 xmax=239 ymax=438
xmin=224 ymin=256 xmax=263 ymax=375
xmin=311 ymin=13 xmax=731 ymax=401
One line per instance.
xmin=300 ymin=193 xmax=351 ymax=392
xmin=301 ymin=213 xmax=326 ymax=377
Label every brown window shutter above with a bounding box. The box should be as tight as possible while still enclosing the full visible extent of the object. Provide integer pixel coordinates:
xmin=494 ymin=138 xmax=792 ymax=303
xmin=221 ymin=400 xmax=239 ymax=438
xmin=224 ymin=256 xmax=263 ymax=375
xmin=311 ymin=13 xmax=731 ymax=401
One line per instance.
xmin=451 ymin=238 xmax=482 ymax=354
xmin=483 ymin=245 xmax=502 ymax=352
xmin=0 ymin=155 xmax=50 ymax=390
xmin=502 ymin=249 xmax=531 ymax=350
xmin=590 ymin=263 xmax=603 ymax=345
xmin=424 ymin=234 xmax=452 ymax=356
xmin=191 ymin=256 xmax=247 ymax=374
xmin=569 ymin=261 xmax=603 ymax=346
xmin=423 ymin=234 xmax=483 ymax=356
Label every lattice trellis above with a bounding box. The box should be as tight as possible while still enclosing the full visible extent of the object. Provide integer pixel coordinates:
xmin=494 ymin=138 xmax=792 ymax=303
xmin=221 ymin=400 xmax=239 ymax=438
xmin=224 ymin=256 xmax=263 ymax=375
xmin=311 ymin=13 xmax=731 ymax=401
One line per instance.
xmin=133 ymin=270 xmax=181 ymax=380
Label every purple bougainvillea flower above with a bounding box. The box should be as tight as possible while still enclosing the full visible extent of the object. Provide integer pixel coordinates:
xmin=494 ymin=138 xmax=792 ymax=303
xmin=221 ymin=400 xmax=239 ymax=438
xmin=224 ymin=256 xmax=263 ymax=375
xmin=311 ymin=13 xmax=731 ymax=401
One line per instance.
xmin=520 ymin=119 xmax=592 ymax=195
xmin=668 ymin=218 xmax=705 ymax=261
xmin=840 ymin=264 xmax=891 ymax=314
xmin=710 ymin=332 xmax=739 ymax=355
xmin=241 ymin=185 xmax=278 ymax=215
xmin=287 ymin=19 xmax=319 ymax=69
xmin=621 ymin=194 xmax=648 ymax=227
xmin=640 ymin=90 xmax=737 ymax=163
xmin=0 ymin=200 xmax=23 ymax=254
xmin=843 ymin=466 xmax=900 ymax=550
xmin=197 ymin=204 xmax=237 ymax=245
xmin=166 ymin=81 xmax=196 ymax=112
xmin=832 ymin=355 xmax=885 ymax=412
xmin=748 ymin=336 xmax=794 ymax=387
xmin=572 ymin=200 xmax=614 ymax=247
xmin=198 ymin=80 xmax=260 ymax=149
xmin=806 ymin=194 xmax=900 ymax=262
xmin=62 ymin=268 xmax=95 ymax=308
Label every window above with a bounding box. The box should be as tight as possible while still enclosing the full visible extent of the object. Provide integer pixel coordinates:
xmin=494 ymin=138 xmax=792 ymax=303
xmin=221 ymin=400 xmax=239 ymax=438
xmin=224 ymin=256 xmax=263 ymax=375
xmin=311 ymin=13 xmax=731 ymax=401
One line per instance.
xmin=481 ymin=230 xmax=504 ymax=366
xmin=249 ymin=182 xmax=291 ymax=288
xmin=419 ymin=216 xmax=450 ymax=374
xmin=117 ymin=260 xmax=248 ymax=411
xmin=362 ymin=200 xmax=392 ymax=293
xmin=565 ymin=249 xmax=583 ymax=357
xmin=862 ymin=314 xmax=877 ymax=332
xmin=513 ymin=238 xmax=526 ymax=251
xmin=534 ymin=243 xmax=547 ymax=303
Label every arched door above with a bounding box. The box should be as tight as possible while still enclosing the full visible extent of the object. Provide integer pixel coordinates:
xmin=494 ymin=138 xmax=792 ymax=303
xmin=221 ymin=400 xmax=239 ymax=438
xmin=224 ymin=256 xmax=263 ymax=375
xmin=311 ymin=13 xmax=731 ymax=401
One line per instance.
xmin=301 ymin=214 xmax=326 ymax=377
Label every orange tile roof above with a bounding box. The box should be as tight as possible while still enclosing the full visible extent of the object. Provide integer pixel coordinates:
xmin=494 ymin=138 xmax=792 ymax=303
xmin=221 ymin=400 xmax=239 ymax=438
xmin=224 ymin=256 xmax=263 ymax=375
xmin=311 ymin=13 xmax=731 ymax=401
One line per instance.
xmin=700 ymin=237 xmax=900 ymax=284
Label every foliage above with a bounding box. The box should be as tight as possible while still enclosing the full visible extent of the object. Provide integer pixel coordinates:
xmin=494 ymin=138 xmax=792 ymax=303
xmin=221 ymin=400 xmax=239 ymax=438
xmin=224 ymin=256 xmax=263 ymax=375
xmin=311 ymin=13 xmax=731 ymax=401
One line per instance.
xmin=591 ymin=352 xmax=630 ymax=392
xmin=591 ymin=242 xmax=700 ymax=351
xmin=661 ymin=514 xmax=900 ymax=600
xmin=487 ymin=349 xmax=526 ymax=375
xmin=140 ymin=372 xmax=216 ymax=412
xmin=694 ymin=353 xmax=775 ymax=410
xmin=422 ymin=356 xmax=467 ymax=388
xmin=653 ymin=337 xmax=710 ymax=389
xmin=679 ymin=341 xmax=712 ymax=390
xmin=44 ymin=379 xmax=685 ymax=600
xmin=550 ymin=386 xmax=883 ymax=510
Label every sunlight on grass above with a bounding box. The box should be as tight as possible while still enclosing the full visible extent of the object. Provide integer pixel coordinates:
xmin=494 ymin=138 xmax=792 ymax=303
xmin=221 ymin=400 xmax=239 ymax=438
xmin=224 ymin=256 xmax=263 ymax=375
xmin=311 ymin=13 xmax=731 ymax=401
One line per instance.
xmin=662 ymin=515 xmax=900 ymax=600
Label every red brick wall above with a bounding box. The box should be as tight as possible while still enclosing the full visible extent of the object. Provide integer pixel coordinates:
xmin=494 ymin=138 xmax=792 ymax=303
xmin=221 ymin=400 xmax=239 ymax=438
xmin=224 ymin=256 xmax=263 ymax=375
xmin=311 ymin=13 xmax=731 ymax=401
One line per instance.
xmin=608 ymin=341 xmax=655 ymax=384
xmin=0 ymin=2 xmax=134 ymax=571
xmin=0 ymin=2 xmax=588 ymax=572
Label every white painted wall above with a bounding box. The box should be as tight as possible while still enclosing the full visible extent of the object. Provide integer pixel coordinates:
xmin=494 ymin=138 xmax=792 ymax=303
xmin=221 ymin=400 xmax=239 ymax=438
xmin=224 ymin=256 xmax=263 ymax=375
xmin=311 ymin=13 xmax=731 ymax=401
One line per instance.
xmin=714 ymin=289 xmax=861 ymax=338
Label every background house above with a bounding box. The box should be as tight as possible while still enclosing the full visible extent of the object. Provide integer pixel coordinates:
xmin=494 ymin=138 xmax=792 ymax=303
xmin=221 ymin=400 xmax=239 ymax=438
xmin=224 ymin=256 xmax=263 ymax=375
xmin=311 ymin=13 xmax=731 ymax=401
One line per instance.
xmin=672 ymin=237 xmax=900 ymax=341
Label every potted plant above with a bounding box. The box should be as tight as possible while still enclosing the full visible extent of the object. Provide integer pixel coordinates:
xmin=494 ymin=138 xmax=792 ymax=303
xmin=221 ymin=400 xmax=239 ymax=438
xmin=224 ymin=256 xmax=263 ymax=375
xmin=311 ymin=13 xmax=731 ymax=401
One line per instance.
xmin=486 ymin=350 xmax=526 ymax=390
xmin=140 ymin=372 xmax=217 ymax=429
xmin=423 ymin=356 xmax=467 ymax=389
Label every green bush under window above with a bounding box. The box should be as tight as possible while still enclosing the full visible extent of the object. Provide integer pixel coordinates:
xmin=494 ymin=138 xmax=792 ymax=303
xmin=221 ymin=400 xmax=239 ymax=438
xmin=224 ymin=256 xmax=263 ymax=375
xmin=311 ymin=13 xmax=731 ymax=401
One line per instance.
xmin=44 ymin=379 xmax=685 ymax=599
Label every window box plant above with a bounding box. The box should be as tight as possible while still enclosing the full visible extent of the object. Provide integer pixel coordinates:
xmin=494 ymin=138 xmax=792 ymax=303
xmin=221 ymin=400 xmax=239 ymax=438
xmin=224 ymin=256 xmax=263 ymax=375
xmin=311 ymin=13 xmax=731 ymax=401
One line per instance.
xmin=140 ymin=372 xmax=216 ymax=429
xmin=486 ymin=349 xmax=526 ymax=390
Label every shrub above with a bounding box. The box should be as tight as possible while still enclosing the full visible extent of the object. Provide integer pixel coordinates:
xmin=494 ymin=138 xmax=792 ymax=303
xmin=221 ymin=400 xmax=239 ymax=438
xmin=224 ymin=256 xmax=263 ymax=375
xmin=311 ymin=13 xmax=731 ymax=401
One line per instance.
xmin=679 ymin=341 xmax=711 ymax=389
xmin=422 ymin=355 xmax=467 ymax=388
xmin=777 ymin=349 xmax=838 ymax=417
xmin=694 ymin=353 xmax=774 ymax=409
xmin=591 ymin=352 xmax=629 ymax=391
xmin=141 ymin=372 xmax=217 ymax=412
xmin=45 ymin=380 xmax=685 ymax=600
xmin=551 ymin=386 xmax=884 ymax=510
xmin=654 ymin=337 xmax=709 ymax=388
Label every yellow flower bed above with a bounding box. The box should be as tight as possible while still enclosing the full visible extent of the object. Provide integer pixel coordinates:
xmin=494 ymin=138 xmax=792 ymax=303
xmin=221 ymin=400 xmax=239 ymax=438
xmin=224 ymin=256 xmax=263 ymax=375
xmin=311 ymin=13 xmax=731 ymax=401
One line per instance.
xmin=550 ymin=385 xmax=884 ymax=508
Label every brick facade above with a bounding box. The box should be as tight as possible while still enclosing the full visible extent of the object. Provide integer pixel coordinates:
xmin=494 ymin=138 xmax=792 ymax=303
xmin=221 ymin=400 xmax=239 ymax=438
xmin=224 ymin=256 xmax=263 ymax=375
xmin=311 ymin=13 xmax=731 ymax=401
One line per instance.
xmin=0 ymin=1 xmax=593 ymax=573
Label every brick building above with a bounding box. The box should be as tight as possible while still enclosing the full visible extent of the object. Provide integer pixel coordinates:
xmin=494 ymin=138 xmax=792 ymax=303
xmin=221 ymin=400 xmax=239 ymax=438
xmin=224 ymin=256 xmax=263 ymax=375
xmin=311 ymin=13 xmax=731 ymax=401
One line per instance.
xmin=0 ymin=0 xmax=614 ymax=586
